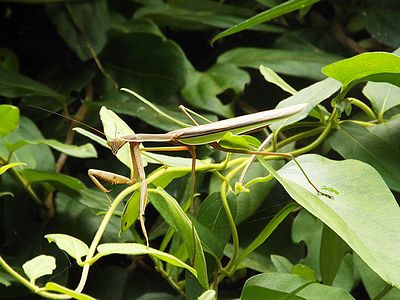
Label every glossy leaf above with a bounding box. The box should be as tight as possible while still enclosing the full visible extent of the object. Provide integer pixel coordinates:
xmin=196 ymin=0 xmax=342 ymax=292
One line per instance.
xmin=46 ymin=0 xmax=109 ymax=61
xmin=260 ymin=65 xmax=297 ymax=95
xmin=329 ymin=122 xmax=400 ymax=191
xmin=211 ymin=0 xmax=320 ymax=44
xmin=95 ymin=243 xmax=197 ymax=276
xmin=45 ymin=234 xmax=89 ymax=260
xmin=0 ymin=67 xmax=64 ymax=100
xmin=0 ymin=105 xmax=19 ymax=137
xmin=217 ymin=48 xmax=341 ymax=80
xmin=241 ymin=273 xmax=354 ymax=300
xmin=322 ymin=52 xmax=400 ymax=93
xmin=271 ymin=255 xmax=293 ymax=273
xmin=45 ymin=282 xmax=96 ymax=300
xmin=271 ymin=78 xmax=341 ymax=130
xmin=149 ymin=188 xmax=208 ymax=288
xmin=22 ymin=255 xmax=56 ymax=282
xmin=266 ymin=154 xmax=400 ymax=288
xmin=219 ymin=132 xmax=261 ymax=151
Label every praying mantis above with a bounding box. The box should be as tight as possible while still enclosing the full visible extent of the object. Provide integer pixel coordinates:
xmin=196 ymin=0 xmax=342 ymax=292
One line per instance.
xmin=84 ymin=88 xmax=330 ymax=247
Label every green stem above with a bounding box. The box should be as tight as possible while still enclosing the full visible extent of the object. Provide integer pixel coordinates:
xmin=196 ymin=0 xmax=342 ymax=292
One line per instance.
xmin=373 ymin=285 xmax=393 ymax=300
xmin=275 ymin=127 xmax=324 ymax=150
xmin=348 ymin=97 xmax=377 ymax=120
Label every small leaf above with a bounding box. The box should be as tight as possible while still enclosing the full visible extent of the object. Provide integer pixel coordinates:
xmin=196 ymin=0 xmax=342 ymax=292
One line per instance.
xmin=362 ymin=82 xmax=400 ymax=114
xmin=260 ymin=65 xmax=297 ymax=95
xmin=39 ymin=139 xmax=97 ymax=158
xmin=198 ymin=290 xmax=216 ymax=300
xmin=0 ymin=105 xmax=19 ymax=136
xmin=211 ymin=0 xmax=321 ymax=44
xmin=96 ymin=243 xmax=197 ymax=277
xmin=291 ymin=264 xmax=317 ymax=282
xmin=120 ymin=192 xmax=140 ymax=233
xmin=45 ymin=282 xmax=96 ymax=300
xmin=219 ymin=132 xmax=261 ymax=150
xmin=45 ymin=234 xmax=89 ymax=260
xmin=22 ymin=255 xmax=56 ymax=282
xmin=0 ymin=162 xmax=26 ymax=175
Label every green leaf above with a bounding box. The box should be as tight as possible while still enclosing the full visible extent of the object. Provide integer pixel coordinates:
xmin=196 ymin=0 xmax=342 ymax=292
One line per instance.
xmin=320 ymin=226 xmax=350 ymax=285
xmin=329 ymin=122 xmax=400 ymax=191
xmin=211 ymin=0 xmax=320 ymax=44
xmin=363 ymin=0 xmax=400 ymax=48
xmin=22 ymin=255 xmax=56 ymax=282
xmin=182 ymin=63 xmax=250 ymax=118
xmin=322 ymin=52 xmax=400 ymax=93
xmin=0 ymin=105 xmax=19 ymax=136
xmin=260 ymin=65 xmax=297 ymax=95
xmin=271 ymin=78 xmax=341 ymax=131
xmin=219 ymin=132 xmax=261 ymax=151
xmin=45 ymin=234 xmax=89 ymax=261
xmin=218 ymin=48 xmax=341 ymax=80
xmin=120 ymin=192 xmax=140 ymax=233
xmin=241 ymin=273 xmax=354 ymax=300
xmin=362 ymin=82 xmax=400 ymax=114
xmin=198 ymin=290 xmax=216 ymax=300
xmin=196 ymin=192 xmax=237 ymax=259
xmin=0 ymin=67 xmax=64 ymax=100
xmin=45 ymin=282 xmax=96 ymax=300
xmin=101 ymin=33 xmax=187 ymax=100
xmin=21 ymin=169 xmax=85 ymax=191
xmin=271 ymin=255 xmax=294 ymax=273
xmin=46 ymin=0 xmax=109 ymax=61
xmin=149 ymin=188 xmax=208 ymax=288
xmin=265 ymin=154 xmax=400 ymax=288
xmin=0 ymin=162 xmax=26 ymax=175
xmin=0 ymin=270 xmax=15 ymax=287
xmin=291 ymin=264 xmax=317 ymax=282
xmin=95 ymin=243 xmax=197 ymax=277
xmin=134 ymin=0 xmax=282 ymax=32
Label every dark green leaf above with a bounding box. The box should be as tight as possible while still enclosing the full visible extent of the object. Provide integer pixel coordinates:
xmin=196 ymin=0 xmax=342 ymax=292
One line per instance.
xmin=218 ymin=48 xmax=341 ymax=80
xmin=46 ymin=0 xmax=110 ymax=61
xmin=363 ymin=0 xmax=400 ymax=48
xmin=329 ymin=122 xmax=400 ymax=191
xmin=101 ymin=33 xmax=187 ymax=100
xmin=0 ymin=67 xmax=64 ymax=100
xmin=211 ymin=0 xmax=321 ymax=44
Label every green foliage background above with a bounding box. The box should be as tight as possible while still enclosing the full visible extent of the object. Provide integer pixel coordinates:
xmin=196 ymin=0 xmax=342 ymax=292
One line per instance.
xmin=0 ymin=0 xmax=400 ymax=299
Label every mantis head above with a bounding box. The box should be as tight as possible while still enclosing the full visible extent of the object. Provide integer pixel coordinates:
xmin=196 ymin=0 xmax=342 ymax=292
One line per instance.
xmin=107 ymin=138 xmax=127 ymax=155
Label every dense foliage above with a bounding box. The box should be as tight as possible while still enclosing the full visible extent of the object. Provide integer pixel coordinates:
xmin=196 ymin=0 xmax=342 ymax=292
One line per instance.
xmin=1 ymin=0 xmax=400 ymax=299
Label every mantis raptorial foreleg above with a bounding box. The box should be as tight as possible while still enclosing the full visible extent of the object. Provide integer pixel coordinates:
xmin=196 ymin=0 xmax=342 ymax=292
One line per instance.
xmin=88 ymin=169 xmax=134 ymax=193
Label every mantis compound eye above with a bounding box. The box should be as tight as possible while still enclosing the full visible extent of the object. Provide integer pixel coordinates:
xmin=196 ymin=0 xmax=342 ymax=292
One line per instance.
xmin=108 ymin=139 xmax=126 ymax=155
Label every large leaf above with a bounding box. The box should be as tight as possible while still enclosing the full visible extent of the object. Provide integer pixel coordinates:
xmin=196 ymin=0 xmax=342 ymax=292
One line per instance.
xmin=329 ymin=122 xmax=400 ymax=191
xmin=149 ymin=188 xmax=208 ymax=288
xmin=0 ymin=105 xmax=19 ymax=137
xmin=322 ymin=52 xmax=400 ymax=93
xmin=101 ymin=33 xmax=187 ymax=100
xmin=363 ymin=0 xmax=400 ymax=48
xmin=0 ymin=67 xmax=64 ymax=100
xmin=22 ymin=255 xmax=56 ymax=283
xmin=21 ymin=169 xmax=85 ymax=191
xmin=46 ymin=0 xmax=110 ymax=61
xmin=211 ymin=0 xmax=321 ymax=44
xmin=45 ymin=234 xmax=89 ymax=261
xmin=95 ymin=243 xmax=197 ymax=277
xmin=271 ymin=78 xmax=341 ymax=130
xmin=218 ymin=48 xmax=341 ymax=80
xmin=264 ymin=154 xmax=400 ymax=288
xmin=241 ymin=273 xmax=354 ymax=300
